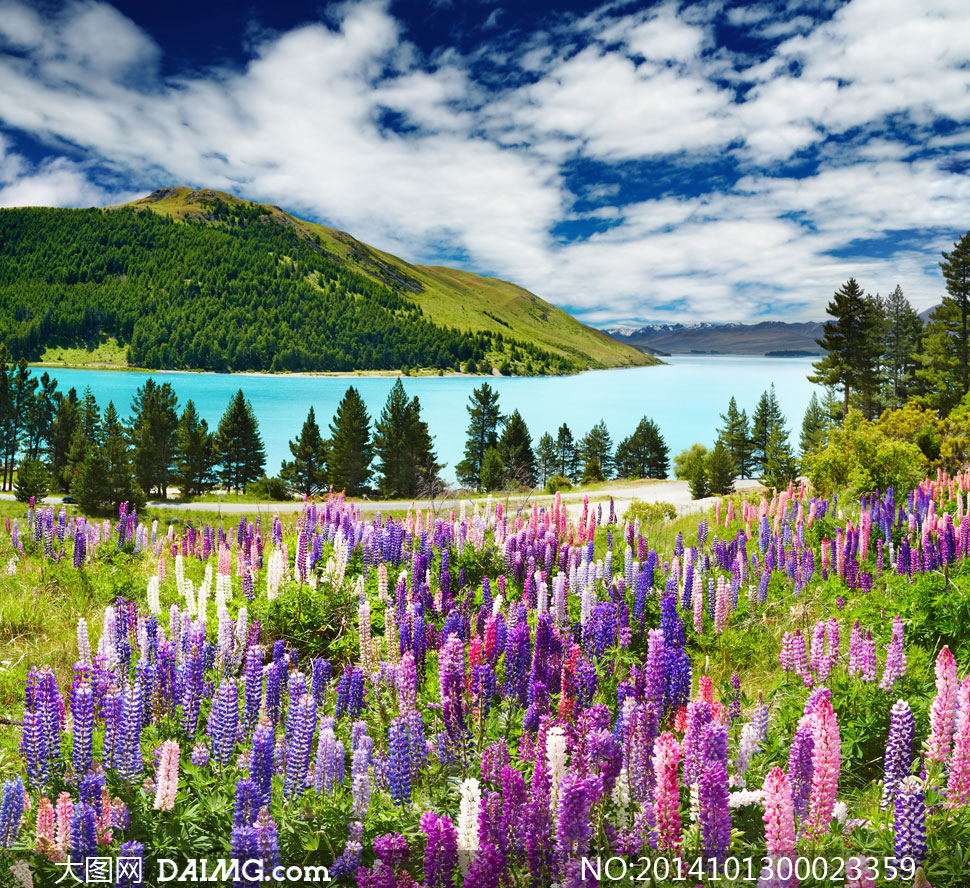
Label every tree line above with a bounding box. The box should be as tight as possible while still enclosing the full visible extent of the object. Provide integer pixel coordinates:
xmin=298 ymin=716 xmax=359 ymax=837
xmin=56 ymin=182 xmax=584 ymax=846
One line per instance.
xmin=0 ymin=204 xmax=578 ymax=375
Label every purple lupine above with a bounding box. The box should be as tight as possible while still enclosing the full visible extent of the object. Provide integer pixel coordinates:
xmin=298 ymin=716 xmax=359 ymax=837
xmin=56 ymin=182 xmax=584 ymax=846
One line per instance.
xmin=894 ymin=776 xmax=926 ymax=866
xmin=234 ymin=777 xmax=262 ymax=829
xmin=243 ymin=648 xmax=263 ymax=732
xmin=373 ymin=831 xmax=409 ymax=869
xmin=311 ymin=658 xmax=331 ymax=706
xmin=117 ymin=680 xmax=144 ymax=784
xmin=283 ymin=694 xmax=316 ymax=799
xmin=70 ymin=802 xmax=98 ymax=865
xmin=0 ymin=778 xmax=24 ymax=848
xmin=207 ymin=679 xmax=239 ymax=767
xmin=788 ymin=717 xmax=814 ymax=821
xmin=249 ymin=721 xmax=275 ymax=808
xmin=71 ymin=681 xmax=94 ymax=778
xmin=698 ymin=723 xmax=732 ymax=858
xmin=264 ymin=662 xmax=281 ymax=727
xmin=728 ymin=671 xmax=741 ymax=724
xmin=116 ymin=840 xmax=145 ymax=887
xmin=880 ymin=615 xmax=907 ymax=691
xmin=554 ymin=772 xmax=601 ymax=874
xmin=882 ymin=699 xmax=914 ymax=809
xmin=387 ymin=718 xmax=412 ymax=807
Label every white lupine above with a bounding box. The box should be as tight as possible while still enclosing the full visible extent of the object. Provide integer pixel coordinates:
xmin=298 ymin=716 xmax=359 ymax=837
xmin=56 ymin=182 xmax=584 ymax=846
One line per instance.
xmin=358 ymin=598 xmax=373 ymax=673
xmin=137 ymin=621 xmax=149 ymax=659
xmin=267 ymin=548 xmax=285 ymax=600
xmin=492 ymin=594 xmax=504 ymax=617
xmin=174 ymin=554 xmax=185 ymax=600
xmin=235 ymin=608 xmax=248 ymax=648
xmin=218 ymin=605 xmax=233 ymax=653
xmin=98 ymin=606 xmax=118 ymax=670
xmin=146 ymin=576 xmax=161 ymax=617
xmin=552 ymin=572 xmax=567 ymax=625
xmin=611 ymin=766 xmax=631 ymax=827
xmin=546 ymin=727 xmax=569 ymax=812
xmin=728 ymin=789 xmax=764 ymax=808
xmin=535 ymin=571 xmax=548 ymax=615
xmin=183 ymin=579 xmax=197 ymax=618
xmin=456 ymin=777 xmax=481 ymax=873
xmin=5 ymin=557 xmax=15 ymax=575
xmin=77 ymin=618 xmax=91 ymax=665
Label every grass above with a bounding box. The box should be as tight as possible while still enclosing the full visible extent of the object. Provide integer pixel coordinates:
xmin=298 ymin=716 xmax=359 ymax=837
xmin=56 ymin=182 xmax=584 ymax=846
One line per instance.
xmin=34 ymin=336 xmax=129 ymax=368
xmin=118 ymin=187 xmax=657 ymax=372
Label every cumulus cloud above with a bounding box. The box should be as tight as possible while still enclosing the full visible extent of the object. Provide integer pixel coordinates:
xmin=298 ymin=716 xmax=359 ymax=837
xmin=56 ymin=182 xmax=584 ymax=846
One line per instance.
xmin=0 ymin=0 xmax=967 ymax=325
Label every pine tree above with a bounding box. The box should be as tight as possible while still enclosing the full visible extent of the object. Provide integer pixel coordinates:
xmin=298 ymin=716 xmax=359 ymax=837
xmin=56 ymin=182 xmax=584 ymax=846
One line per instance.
xmin=809 ymin=278 xmax=883 ymax=419
xmin=882 ymin=285 xmax=922 ymax=406
xmin=718 ymin=397 xmax=752 ymax=478
xmin=554 ymin=424 xmax=579 ymax=480
xmin=479 ymin=447 xmax=506 ymax=491
xmin=327 ymin=387 xmax=373 ymax=496
xmin=65 ymin=387 xmax=102 ymax=493
xmin=372 ymin=379 xmax=441 ymax=498
xmin=75 ymin=402 xmax=144 ymax=513
xmin=14 ymin=458 xmax=48 ymax=503
xmin=917 ymin=232 xmax=970 ymax=413
xmin=614 ymin=417 xmax=669 ymax=479
xmin=456 ymin=383 xmax=503 ymax=488
xmin=579 ymin=420 xmax=614 ymax=479
xmin=217 ymin=389 xmax=266 ymax=493
xmin=762 ymin=424 xmax=798 ymax=490
xmin=174 ymin=400 xmax=218 ymax=498
xmin=750 ymin=386 xmax=786 ymax=473
xmin=705 ymin=439 xmax=735 ymax=495
xmin=536 ymin=432 xmax=557 ymax=488
xmin=497 ymin=409 xmax=536 ymax=487
xmin=48 ymin=387 xmax=80 ymax=493
xmin=687 ymin=458 xmax=709 ymax=499
xmin=129 ymin=378 xmax=180 ymax=497
xmin=280 ymin=406 xmax=328 ymax=496
xmin=799 ymin=392 xmax=830 ymax=458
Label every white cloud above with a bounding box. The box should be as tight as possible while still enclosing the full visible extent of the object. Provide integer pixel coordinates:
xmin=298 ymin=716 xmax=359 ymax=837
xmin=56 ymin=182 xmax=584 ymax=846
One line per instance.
xmin=0 ymin=0 xmax=967 ymax=325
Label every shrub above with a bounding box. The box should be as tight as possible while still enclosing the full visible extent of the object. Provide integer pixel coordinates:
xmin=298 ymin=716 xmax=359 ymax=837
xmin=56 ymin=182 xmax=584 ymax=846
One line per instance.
xmin=673 ymin=443 xmax=708 ymax=480
xmin=624 ymin=499 xmax=677 ymax=524
xmin=247 ymin=475 xmax=292 ymax=500
xmin=544 ymin=474 xmax=572 ymax=494
xmin=14 ymin=458 xmax=49 ymax=503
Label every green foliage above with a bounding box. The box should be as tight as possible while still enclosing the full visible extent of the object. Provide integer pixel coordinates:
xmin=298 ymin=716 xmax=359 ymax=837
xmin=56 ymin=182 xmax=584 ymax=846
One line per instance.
xmin=74 ymin=402 xmax=146 ymax=513
xmin=673 ymin=443 xmax=708 ymax=480
xmin=718 ymin=396 xmax=752 ymax=478
xmin=217 ymin=389 xmax=266 ymax=493
xmin=479 ymin=447 xmax=506 ymax=491
xmin=799 ymin=391 xmax=831 ymax=459
xmin=614 ymin=416 xmax=669 ymax=479
xmin=14 ymin=457 xmax=48 ymax=502
xmin=553 ymin=423 xmax=579 ymax=481
xmin=578 ymin=420 xmax=614 ymax=479
xmin=280 ymin=406 xmax=328 ymax=496
xmin=129 ymin=378 xmax=180 ymax=497
xmin=245 ymin=474 xmax=291 ymax=501
xmin=687 ymin=459 xmax=709 ymax=499
xmin=750 ymin=385 xmax=787 ymax=474
xmin=706 ymin=438 xmax=735 ymax=495
xmin=544 ymin=473 xmax=572 ymax=494
xmin=174 ymin=400 xmax=218 ymax=498
xmin=806 ymin=409 xmax=926 ymax=497
xmin=761 ymin=423 xmax=798 ymax=490
xmin=623 ymin=498 xmax=676 ymax=524
xmin=327 ymin=387 xmax=373 ymax=496
xmin=581 ymin=454 xmax=605 ymax=484
xmin=372 ymin=380 xmax=441 ymax=498
xmin=497 ymin=409 xmax=536 ymax=487
xmin=535 ymin=432 xmax=557 ymax=488
xmin=455 ymin=382 xmax=502 ymax=489
xmin=882 ymin=284 xmax=923 ymax=407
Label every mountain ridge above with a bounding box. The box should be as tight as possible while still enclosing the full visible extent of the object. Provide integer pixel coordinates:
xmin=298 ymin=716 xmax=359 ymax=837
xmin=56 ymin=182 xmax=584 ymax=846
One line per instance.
xmin=608 ymin=320 xmax=826 ymax=356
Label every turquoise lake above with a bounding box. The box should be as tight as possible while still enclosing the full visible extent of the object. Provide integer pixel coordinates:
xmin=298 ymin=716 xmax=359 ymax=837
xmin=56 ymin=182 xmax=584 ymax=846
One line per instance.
xmin=39 ymin=356 xmax=820 ymax=483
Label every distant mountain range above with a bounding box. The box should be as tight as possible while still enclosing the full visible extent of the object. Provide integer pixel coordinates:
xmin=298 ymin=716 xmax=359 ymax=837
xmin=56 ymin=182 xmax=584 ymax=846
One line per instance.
xmin=607 ymin=321 xmax=826 ymax=356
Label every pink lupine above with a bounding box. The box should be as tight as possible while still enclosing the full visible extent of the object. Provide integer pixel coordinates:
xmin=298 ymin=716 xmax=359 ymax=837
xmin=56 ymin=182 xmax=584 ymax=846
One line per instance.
xmin=714 ymin=577 xmax=727 ymax=634
xmin=758 ymin=767 xmax=797 ymax=888
xmin=804 ymin=696 xmax=840 ymax=837
xmin=54 ymin=792 xmax=72 ymax=853
xmin=844 ymin=857 xmax=876 ymax=888
xmin=34 ymin=796 xmax=60 ymax=860
xmin=692 ymin=573 xmax=703 ymax=634
xmin=653 ymin=731 xmax=683 ymax=851
xmin=926 ymin=645 xmax=959 ymax=764
xmin=946 ymin=675 xmax=970 ymax=806
xmin=153 ymin=740 xmax=181 ymax=811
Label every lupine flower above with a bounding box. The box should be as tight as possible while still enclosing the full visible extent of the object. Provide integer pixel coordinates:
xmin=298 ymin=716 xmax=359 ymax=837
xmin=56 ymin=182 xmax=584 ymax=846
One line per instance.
xmin=882 ymin=700 xmax=913 ymax=808
xmin=893 ymin=775 xmax=926 ymax=866
xmin=421 ymin=810 xmax=458 ymax=888
xmin=653 ymin=731 xmax=683 ymax=851
xmin=804 ymin=696 xmax=840 ymax=837
xmin=116 ymin=840 xmax=145 ymax=887
xmin=283 ymin=694 xmax=316 ymax=800
xmin=946 ymin=675 xmax=970 ymax=806
xmin=153 ymin=740 xmax=180 ymax=811
xmin=880 ymin=615 xmax=907 ymax=691
xmin=926 ymin=645 xmax=959 ymax=763
xmin=698 ymin=723 xmax=731 ymax=858
xmin=387 ymin=718 xmax=412 ymax=807
xmin=9 ymin=860 xmax=32 ymax=888
xmin=71 ymin=682 xmax=94 ymax=778
xmin=0 ymin=778 xmax=24 ymax=848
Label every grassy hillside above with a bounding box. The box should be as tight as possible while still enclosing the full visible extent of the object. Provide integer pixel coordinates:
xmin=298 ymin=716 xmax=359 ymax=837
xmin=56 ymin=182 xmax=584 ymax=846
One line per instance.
xmin=119 ymin=187 xmax=655 ymax=371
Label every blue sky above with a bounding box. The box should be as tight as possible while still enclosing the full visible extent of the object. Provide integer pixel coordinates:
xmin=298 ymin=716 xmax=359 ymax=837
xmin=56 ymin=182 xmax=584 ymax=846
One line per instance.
xmin=1 ymin=0 xmax=968 ymax=328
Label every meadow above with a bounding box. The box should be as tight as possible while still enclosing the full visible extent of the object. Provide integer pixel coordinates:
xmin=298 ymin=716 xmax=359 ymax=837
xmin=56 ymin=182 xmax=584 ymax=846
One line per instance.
xmin=0 ymin=477 xmax=968 ymax=887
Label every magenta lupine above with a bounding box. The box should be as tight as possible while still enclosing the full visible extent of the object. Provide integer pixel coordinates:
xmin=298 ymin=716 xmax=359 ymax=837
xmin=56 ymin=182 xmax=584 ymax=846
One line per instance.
xmin=926 ymin=645 xmax=959 ymax=764
xmin=804 ymin=695 xmax=840 ymax=837
xmin=880 ymin=615 xmax=907 ymax=691
xmin=946 ymin=675 xmax=970 ymax=806
xmin=421 ymin=810 xmax=458 ymax=888
xmin=653 ymin=731 xmax=683 ymax=851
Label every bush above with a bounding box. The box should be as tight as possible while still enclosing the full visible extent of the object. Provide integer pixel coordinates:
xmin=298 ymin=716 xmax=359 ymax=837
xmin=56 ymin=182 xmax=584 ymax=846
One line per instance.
xmin=673 ymin=443 xmax=708 ymax=480
xmin=624 ymin=499 xmax=677 ymax=524
xmin=479 ymin=447 xmax=505 ymax=491
xmin=247 ymin=475 xmax=292 ymax=500
xmin=544 ymin=474 xmax=572 ymax=494
xmin=14 ymin=458 xmax=49 ymax=503
xmin=806 ymin=409 xmax=925 ymax=497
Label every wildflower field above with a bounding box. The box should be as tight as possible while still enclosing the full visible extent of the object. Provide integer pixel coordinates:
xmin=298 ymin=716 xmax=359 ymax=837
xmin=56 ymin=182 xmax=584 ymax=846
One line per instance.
xmin=2 ymin=479 xmax=970 ymax=888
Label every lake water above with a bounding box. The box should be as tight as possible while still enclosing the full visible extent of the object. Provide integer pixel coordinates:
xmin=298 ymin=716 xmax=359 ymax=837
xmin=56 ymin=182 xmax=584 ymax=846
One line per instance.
xmin=39 ymin=356 xmax=819 ymax=483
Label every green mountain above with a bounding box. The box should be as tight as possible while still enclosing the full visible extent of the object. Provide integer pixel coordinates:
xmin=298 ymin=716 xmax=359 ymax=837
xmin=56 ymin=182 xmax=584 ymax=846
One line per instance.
xmin=0 ymin=186 xmax=655 ymax=375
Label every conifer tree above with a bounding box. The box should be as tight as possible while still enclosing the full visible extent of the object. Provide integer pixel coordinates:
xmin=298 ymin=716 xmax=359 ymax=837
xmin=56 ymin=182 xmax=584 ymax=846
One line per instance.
xmin=614 ymin=417 xmax=670 ymax=479
xmin=373 ymin=380 xmax=441 ymax=498
xmin=479 ymin=447 xmax=506 ymax=491
xmin=882 ymin=285 xmax=922 ymax=406
xmin=799 ymin=392 xmax=830 ymax=458
xmin=280 ymin=406 xmax=328 ymax=496
xmin=217 ymin=389 xmax=266 ymax=493
xmin=705 ymin=439 xmax=735 ymax=495
xmin=75 ymin=402 xmax=144 ymax=513
xmin=497 ymin=409 xmax=536 ymax=487
xmin=456 ymin=383 xmax=503 ymax=488
xmin=328 ymin=387 xmax=373 ymax=496
xmin=718 ymin=397 xmax=752 ymax=478
xmin=579 ymin=420 xmax=614 ymax=479
xmin=762 ymin=424 xmax=798 ymax=490
xmin=129 ymin=378 xmax=180 ymax=497
xmin=917 ymin=232 xmax=970 ymax=412
xmin=174 ymin=400 xmax=218 ymax=498
xmin=48 ymin=387 xmax=80 ymax=493
xmin=554 ymin=424 xmax=579 ymax=480
xmin=536 ymin=432 xmax=557 ymax=488
xmin=810 ymin=278 xmax=883 ymax=419
xmin=750 ymin=386 xmax=786 ymax=473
